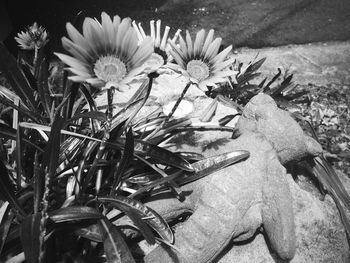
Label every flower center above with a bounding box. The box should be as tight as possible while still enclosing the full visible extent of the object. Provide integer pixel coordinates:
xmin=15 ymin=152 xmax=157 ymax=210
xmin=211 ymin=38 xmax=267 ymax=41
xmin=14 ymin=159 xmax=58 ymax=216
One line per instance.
xmin=186 ymin=60 xmax=210 ymax=82
xmin=93 ymin=56 xmax=127 ymax=83
xmin=143 ymin=53 xmax=165 ymax=70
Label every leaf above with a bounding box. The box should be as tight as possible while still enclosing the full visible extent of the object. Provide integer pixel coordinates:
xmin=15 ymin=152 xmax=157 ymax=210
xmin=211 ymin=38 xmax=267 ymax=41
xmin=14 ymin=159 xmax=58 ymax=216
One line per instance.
xmin=0 ymin=123 xmax=44 ymax=152
xmin=177 ymin=150 xmax=250 ymax=185
xmin=129 ymin=170 xmax=183 ymax=198
xmin=0 ymin=42 xmax=37 ymax=111
xmin=15 ymin=123 xmax=23 ymax=189
xmin=110 ymin=98 xmax=144 ymax=130
xmin=0 ymin=160 xmax=26 ymax=217
xmin=43 ymin=115 xmax=65 ymax=179
xmin=125 ymin=209 xmax=156 ymax=245
xmin=134 ymin=139 xmax=194 ymax=172
xmin=0 ymin=203 xmax=14 ymax=255
xmin=33 ymin=151 xmax=44 ymax=213
xmin=98 ymin=196 xmax=174 ymax=243
xmin=124 ymin=78 xmax=152 ymax=129
xmin=0 ymin=95 xmax=41 ymax=123
xmin=65 ymin=82 xmax=80 ymax=119
xmin=246 ymin=57 xmax=266 ymax=72
xmin=99 ymin=217 xmax=135 ymax=263
xmin=48 ymin=206 xmax=102 ymax=223
xmin=74 ymin=223 xmax=103 ymax=242
xmin=20 ymin=213 xmax=41 ymax=263
xmin=36 ymin=57 xmax=51 ymax=116
xmin=80 ymin=84 xmax=98 ymax=112
xmin=111 ymin=128 xmax=134 ymax=192
xmin=65 ymin=111 xmax=107 ymax=126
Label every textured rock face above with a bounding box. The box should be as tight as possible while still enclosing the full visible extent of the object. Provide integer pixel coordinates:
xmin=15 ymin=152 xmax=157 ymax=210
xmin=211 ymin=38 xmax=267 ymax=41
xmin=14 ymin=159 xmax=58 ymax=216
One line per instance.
xmin=140 ymin=94 xmax=350 ymax=263
xmin=217 ymin=174 xmax=350 ymax=263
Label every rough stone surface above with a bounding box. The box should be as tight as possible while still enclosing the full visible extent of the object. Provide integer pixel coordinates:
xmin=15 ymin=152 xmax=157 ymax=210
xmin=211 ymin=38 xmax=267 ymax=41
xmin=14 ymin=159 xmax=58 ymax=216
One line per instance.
xmin=217 ymin=174 xmax=350 ymax=263
xmin=140 ymin=94 xmax=344 ymax=263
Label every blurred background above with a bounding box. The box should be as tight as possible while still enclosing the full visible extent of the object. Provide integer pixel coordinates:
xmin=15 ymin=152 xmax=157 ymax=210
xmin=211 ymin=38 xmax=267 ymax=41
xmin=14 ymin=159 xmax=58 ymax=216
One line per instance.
xmin=2 ymin=0 xmax=350 ymax=53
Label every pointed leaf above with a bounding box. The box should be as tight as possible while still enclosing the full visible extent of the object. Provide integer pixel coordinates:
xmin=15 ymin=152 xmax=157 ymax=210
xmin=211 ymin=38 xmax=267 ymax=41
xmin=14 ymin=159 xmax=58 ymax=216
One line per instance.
xmin=0 ymin=203 xmax=14 ymax=255
xmin=134 ymin=139 xmax=193 ymax=172
xmin=74 ymin=223 xmax=103 ymax=242
xmin=43 ymin=116 xmax=65 ymax=180
xmin=20 ymin=213 xmax=41 ymax=263
xmin=177 ymin=150 xmax=250 ymax=185
xmin=36 ymin=57 xmax=51 ymax=116
xmin=99 ymin=196 xmax=174 ymax=243
xmin=0 ymin=42 xmax=37 ymax=111
xmin=0 ymin=123 xmax=43 ymax=152
xmin=65 ymin=111 xmax=107 ymax=126
xmin=99 ymin=218 xmax=136 ymax=263
xmin=0 ymin=160 xmax=26 ymax=217
xmin=65 ymin=82 xmax=80 ymax=119
xmin=48 ymin=206 xmax=102 ymax=223
xmin=112 ymin=128 xmax=134 ymax=191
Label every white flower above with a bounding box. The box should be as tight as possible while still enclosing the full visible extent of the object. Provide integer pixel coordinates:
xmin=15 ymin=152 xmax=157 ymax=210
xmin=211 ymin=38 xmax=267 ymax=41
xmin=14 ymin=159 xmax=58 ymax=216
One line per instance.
xmin=132 ymin=19 xmax=181 ymax=71
xmin=168 ymin=29 xmax=238 ymax=91
xmin=15 ymin=22 xmax=49 ymax=50
xmin=54 ymin=12 xmax=154 ymax=90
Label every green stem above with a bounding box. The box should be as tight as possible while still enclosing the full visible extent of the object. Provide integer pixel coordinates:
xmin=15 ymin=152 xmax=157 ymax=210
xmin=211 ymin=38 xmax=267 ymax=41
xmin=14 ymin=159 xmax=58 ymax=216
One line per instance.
xmin=107 ymin=88 xmax=114 ymax=122
xmin=165 ymin=81 xmax=192 ymax=123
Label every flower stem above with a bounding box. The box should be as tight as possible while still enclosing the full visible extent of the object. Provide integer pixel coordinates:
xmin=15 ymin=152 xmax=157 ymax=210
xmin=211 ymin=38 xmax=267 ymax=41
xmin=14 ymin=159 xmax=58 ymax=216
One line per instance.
xmin=107 ymin=88 xmax=114 ymax=121
xmin=165 ymin=81 xmax=192 ymax=123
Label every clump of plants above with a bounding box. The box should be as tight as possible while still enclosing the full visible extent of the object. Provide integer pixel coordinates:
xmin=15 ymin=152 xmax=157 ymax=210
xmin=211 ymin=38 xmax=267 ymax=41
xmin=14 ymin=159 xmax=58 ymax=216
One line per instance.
xmin=0 ymin=11 xmax=349 ymax=263
xmin=0 ymin=13 xmax=249 ymax=262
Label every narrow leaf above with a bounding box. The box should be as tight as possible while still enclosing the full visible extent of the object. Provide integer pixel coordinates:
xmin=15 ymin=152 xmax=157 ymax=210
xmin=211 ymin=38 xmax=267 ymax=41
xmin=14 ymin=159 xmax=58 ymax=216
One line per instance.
xmin=43 ymin=115 xmax=65 ymax=179
xmin=177 ymin=150 xmax=250 ymax=185
xmin=99 ymin=217 xmax=136 ymax=263
xmin=134 ymin=139 xmax=194 ymax=172
xmin=65 ymin=111 xmax=107 ymax=126
xmin=74 ymin=223 xmax=103 ymax=242
xmin=0 ymin=160 xmax=26 ymax=217
xmin=0 ymin=204 xmax=14 ymax=255
xmin=48 ymin=206 xmax=102 ymax=223
xmin=99 ymin=196 xmax=174 ymax=243
xmin=36 ymin=57 xmax=51 ymax=116
xmin=112 ymin=128 xmax=134 ymax=192
xmin=0 ymin=42 xmax=37 ymax=111
xmin=20 ymin=213 xmax=41 ymax=263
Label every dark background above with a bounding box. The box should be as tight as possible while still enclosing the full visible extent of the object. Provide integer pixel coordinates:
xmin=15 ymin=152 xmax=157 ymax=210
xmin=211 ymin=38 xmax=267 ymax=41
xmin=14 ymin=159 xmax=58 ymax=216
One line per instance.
xmin=2 ymin=0 xmax=350 ymax=53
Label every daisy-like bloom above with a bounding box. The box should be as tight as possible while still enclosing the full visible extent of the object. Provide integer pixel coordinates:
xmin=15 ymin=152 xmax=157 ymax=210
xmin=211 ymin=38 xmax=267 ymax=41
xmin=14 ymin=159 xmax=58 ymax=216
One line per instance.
xmin=54 ymin=12 xmax=154 ymax=90
xmin=15 ymin=22 xmax=49 ymax=50
xmin=168 ymin=29 xmax=238 ymax=91
xmin=132 ymin=19 xmax=181 ymax=71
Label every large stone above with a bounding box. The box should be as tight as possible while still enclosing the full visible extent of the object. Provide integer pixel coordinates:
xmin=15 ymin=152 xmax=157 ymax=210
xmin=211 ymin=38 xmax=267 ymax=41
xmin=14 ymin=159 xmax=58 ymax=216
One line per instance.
xmin=217 ymin=173 xmax=350 ymax=263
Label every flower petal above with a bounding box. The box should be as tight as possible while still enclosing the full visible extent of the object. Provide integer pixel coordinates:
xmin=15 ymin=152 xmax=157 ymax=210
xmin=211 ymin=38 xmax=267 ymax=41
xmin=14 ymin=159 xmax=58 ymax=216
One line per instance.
xmin=185 ymin=30 xmax=193 ymax=58
xmin=67 ymin=67 xmax=92 ymax=77
xmin=83 ymin=18 xmax=104 ymax=54
xmin=212 ymin=56 xmax=236 ymax=72
xmin=160 ymin=26 xmax=170 ymax=51
xmin=193 ymin=29 xmax=205 ymax=58
xmin=66 ymin=22 xmax=90 ymax=51
xmin=62 ymin=37 xmax=94 ymax=63
xmin=201 ymin=29 xmax=214 ymax=57
xmin=54 ymin=53 xmax=90 ymax=72
xmin=116 ymin=17 xmax=132 ymax=56
xmin=211 ymin=45 xmax=232 ymax=65
xmin=204 ymin=37 xmax=222 ymax=61
xmin=129 ymin=36 xmax=153 ymax=68
xmin=121 ymin=28 xmax=138 ymax=62
xmin=101 ymin=12 xmax=115 ymax=52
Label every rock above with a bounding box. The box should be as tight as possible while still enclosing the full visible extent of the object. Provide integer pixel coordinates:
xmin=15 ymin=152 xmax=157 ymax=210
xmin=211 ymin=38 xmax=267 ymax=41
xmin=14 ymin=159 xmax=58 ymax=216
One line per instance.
xmin=217 ymin=173 xmax=350 ymax=263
